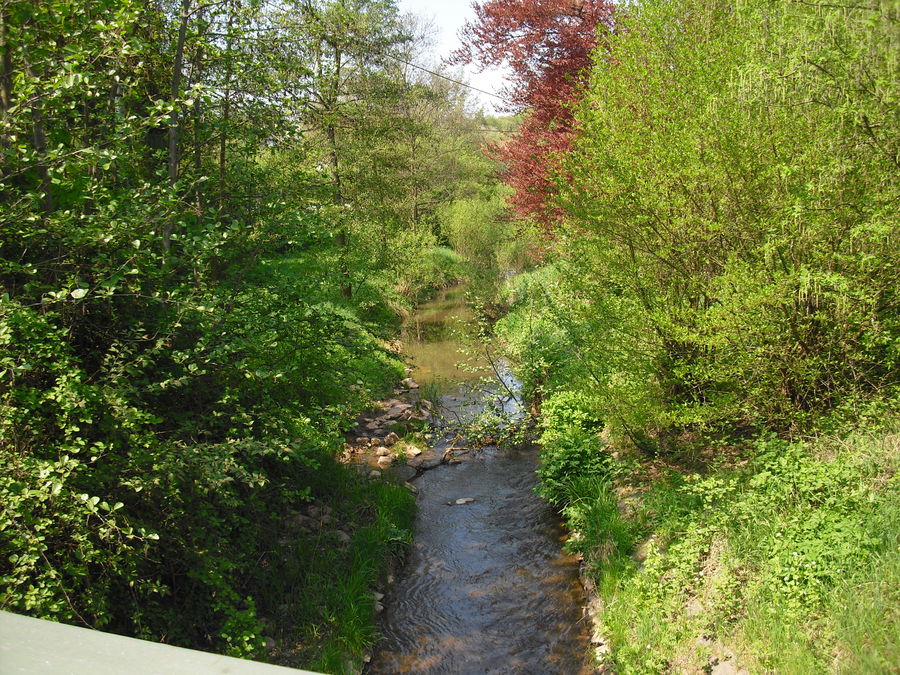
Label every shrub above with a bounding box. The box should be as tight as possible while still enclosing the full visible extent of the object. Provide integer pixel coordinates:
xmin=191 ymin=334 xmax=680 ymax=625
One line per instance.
xmin=536 ymin=390 xmax=610 ymax=505
xmin=553 ymin=0 xmax=900 ymax=438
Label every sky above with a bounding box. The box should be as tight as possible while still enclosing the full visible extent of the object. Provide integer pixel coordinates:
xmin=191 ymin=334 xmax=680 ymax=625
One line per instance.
xmin=396 ymin=0 xmax=511 ymax=114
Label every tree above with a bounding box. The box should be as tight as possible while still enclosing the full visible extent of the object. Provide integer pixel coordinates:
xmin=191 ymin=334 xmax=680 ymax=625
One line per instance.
xmin=276 ymin=0 xmax=410 ymax=296
xmin=451 ymin=0 xmax=614 ymax=229
xmin=552 ymin=0 xmax=899 ymax=440
xmin=1 ymin=0 xmax=502 ymax=656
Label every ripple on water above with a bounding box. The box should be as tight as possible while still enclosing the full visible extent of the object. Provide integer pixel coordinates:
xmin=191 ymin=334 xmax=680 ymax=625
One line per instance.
xmin=368 ymin=444 xmax=593 ymax=675
xmin=372 ymin=288 xmax=593 ymax=674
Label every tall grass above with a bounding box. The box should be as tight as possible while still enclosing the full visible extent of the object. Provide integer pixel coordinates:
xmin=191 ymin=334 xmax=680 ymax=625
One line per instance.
xmin=251 ymin=455 xmax=415 ymax=673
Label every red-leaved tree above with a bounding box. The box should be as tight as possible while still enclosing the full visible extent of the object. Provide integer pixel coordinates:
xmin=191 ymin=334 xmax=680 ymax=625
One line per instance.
xmin=451 ymin=0 xmax=614 ymax=229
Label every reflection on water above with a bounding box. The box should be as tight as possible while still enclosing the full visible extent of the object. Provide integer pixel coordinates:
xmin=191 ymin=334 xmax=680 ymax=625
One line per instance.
xmin=400 ymin=285 xmax=488 ymax=393
xmin=369 ymin=285 xmax=593 ymax=674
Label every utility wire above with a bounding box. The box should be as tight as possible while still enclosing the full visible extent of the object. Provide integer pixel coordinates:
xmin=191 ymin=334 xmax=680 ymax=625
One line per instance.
xmin=188 ymin=13 xmax=509 ymax=102
xmin=383 ymin=53 xmax=506 ymax=101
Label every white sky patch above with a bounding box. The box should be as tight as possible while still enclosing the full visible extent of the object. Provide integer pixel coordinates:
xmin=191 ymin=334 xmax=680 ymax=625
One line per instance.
xmin=397 ymin=0 xmax=512 ymax=115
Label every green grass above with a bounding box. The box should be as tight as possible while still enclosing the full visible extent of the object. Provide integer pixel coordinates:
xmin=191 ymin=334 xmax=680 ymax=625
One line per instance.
xmin=831 ymin=489 xmax=900 ymax=674
xmin=560 ymin=476 xmax=637 ymax=596
xmin=550 ymin=427 xmax=899 ymax=673
xmin=249 ymin=455 xmax=415 ymax=674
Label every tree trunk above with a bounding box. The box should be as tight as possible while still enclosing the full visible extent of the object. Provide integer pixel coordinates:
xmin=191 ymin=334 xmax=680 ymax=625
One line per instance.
xmin=218 ymin=3 xmax=234 ymax=212
xmin=191 ymin=6 xmax=205 ymax=212
xmin=0 ymin=8 xmax=13 ymax=180
xmin=164 ymin=0 xmax=191 ymax=254
xmin=31 ymin=100 xmax=52 ymax=214
xmin=0 ymin=8 xmax=11 ymax=114
xmin=327 ymin=123 xmax=353 ymax=298
xmin=22 ymin=54 xmax=53 ymax=215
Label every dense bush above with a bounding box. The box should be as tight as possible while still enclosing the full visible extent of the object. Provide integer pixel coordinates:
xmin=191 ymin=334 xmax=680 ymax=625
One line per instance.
xmin=0 ymin=247 xmax=408 ymax=653
xmin=436 ymin=185 xmax=538 ymax=306
xmin=534 ymin=390 xmax=610 ymax=505
xmin=438 ymin=189 xmax=510 ymax=271
xmin=494 ymin=266 xmax=577 ymax=402
xmin=0 ymin=0 xmax=490 ymax=665
xmin=539 ymin=0 xmax=899 ymax=443
xmin=485 ymin=2 xmax=899 ymax=669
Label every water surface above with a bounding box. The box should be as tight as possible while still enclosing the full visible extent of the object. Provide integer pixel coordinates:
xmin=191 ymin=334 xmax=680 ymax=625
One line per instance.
xmin=399 ymin=285 xmax=488 ymax=394
xmin=369 ymin=286 xmax=593 ymax=674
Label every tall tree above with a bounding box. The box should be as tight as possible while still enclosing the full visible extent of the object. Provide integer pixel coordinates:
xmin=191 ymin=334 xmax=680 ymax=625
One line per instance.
xmin=451 ymin=0 xmax=614 ymax=229
xmin=0 ymin=0 xmax=502 ymax=658
xmin=280 ymin=0 xmax=409 ymax=296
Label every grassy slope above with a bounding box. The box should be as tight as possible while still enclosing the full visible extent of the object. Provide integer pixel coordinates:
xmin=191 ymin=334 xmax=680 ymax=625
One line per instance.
xmin=552 ymin=428 xmax=899 ymax=673
xmin=265 ymin=458 xmax=415 ymax=673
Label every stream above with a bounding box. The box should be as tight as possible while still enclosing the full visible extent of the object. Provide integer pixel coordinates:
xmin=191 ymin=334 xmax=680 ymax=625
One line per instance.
xmin=367 ymin=286 xmax=594 ymax=674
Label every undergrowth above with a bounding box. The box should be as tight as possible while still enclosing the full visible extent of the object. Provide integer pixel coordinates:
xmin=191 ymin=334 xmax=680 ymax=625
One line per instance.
xmin=263 ymin=457 xmax=415 ymax=673
xmin=0 ymin=247 xmax=417 ymax=672
xmin=535 ymin=392 xmax=898 ymax=673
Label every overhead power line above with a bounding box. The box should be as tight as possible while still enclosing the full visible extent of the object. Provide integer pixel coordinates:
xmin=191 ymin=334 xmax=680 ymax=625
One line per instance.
xmin=195 ymin=15 xmax=509 ymax=103
xmin=384 ymin=53 xmax=506 ymax=101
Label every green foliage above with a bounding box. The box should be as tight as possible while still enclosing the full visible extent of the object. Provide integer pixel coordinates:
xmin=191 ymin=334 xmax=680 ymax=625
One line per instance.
xmin=0 ymin=0 xmax=498 ymax=666
xmin=494 ymin=266 xmax=576 ymax=400
xmin=561 ymin=429 xmax=898 ymax=673
xmin=0 ymin=297 xmax=158 ymax=627
xmin=0 ymin=237 xmax=409 ymax=655
xmin=539 ymin=390 xmax=604 ymax=438
xmin=435 ymin=185 xmax=538 ymax=306
xmin=438 ymin=189 xmax=509 ymax=270
xmin=560 ymin=476 xmax=636 ymax=578
xmin=535 ymin=390 xmax=611 ymax=505
xmin=484 ymin=1 xmax=898 ymax=670
xmin=538 ymin=0 xmax=900 ymax=442
xmin=830 ymin=514 xmax=900 ymax=673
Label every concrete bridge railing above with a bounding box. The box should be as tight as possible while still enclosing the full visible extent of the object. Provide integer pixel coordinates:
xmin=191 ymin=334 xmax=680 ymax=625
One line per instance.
xmin=0 ymin=610 xmax=321 ymax=674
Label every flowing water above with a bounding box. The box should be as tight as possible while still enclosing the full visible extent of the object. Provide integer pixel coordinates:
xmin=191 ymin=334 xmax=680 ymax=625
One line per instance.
xmin=367 ymin=286 xmax=593 ymax=674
